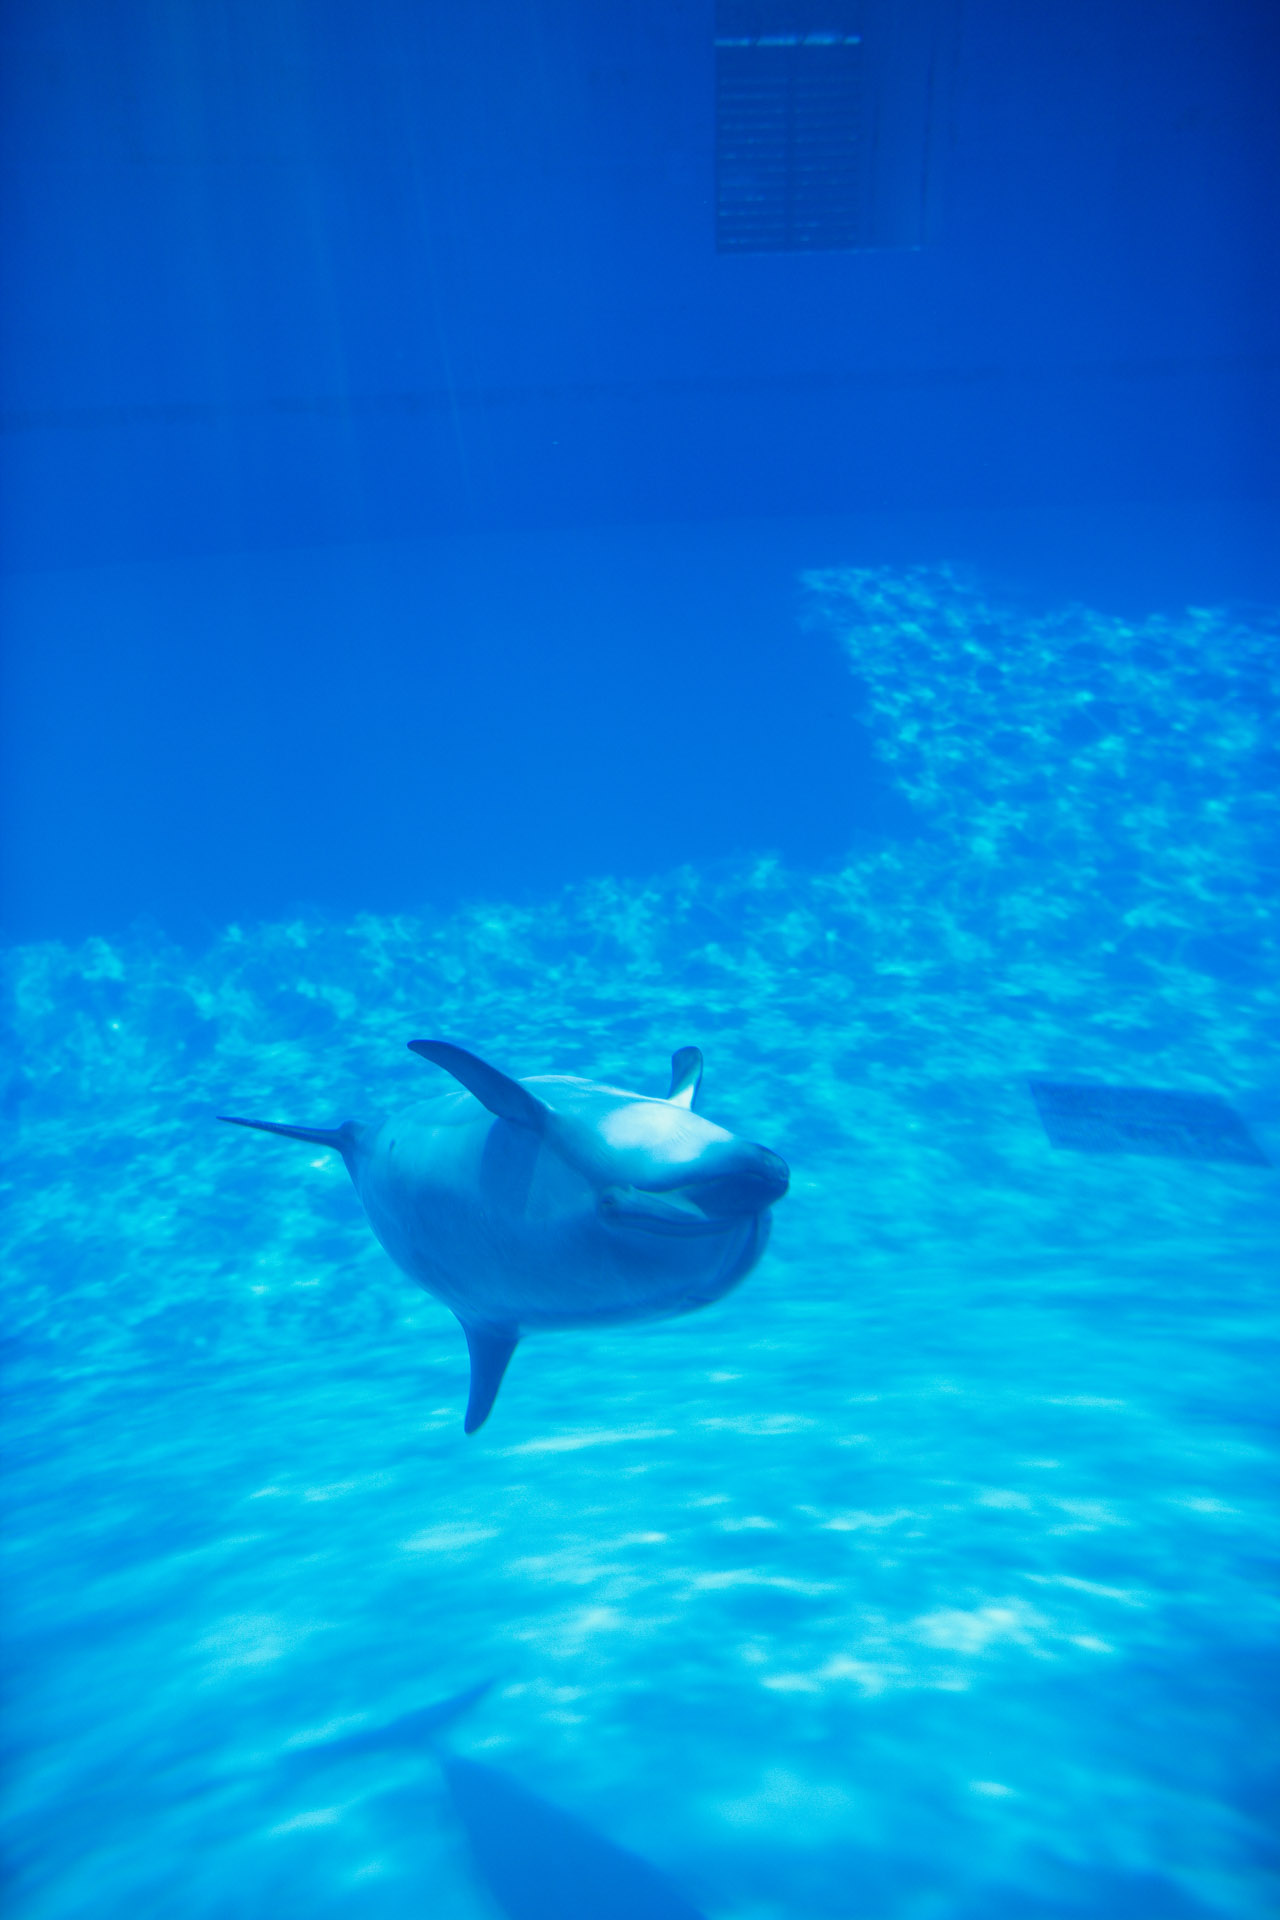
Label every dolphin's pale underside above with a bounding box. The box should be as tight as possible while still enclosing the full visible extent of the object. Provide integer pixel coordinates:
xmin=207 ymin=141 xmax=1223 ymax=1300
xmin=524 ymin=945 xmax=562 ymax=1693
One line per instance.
xmin=221 ymin=1040 xmax=788 ymax=1431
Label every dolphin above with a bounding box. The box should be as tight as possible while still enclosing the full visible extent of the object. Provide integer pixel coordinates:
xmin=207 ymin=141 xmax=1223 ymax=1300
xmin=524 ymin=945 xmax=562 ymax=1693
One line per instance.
xmin=284 ymin=1682 xmax=706 ymax=1920
xmin=221 ymin=1040 xmax=788 ymax=1432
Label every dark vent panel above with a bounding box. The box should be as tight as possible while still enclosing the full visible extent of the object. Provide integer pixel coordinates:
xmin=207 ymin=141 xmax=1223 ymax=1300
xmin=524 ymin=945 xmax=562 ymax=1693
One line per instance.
xmin=1029 ymin=1082 xmax=1270 ymax=1166
xmin=716 ymin=15 xmax=864 ymax=253
xmin=715 ymin=1 xmax=958 ymax=254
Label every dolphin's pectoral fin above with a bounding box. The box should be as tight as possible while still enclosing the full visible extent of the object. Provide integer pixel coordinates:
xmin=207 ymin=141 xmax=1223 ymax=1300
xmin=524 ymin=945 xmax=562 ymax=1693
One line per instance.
xmin=667 ymin=1046 xmax=703 ymax=1109
xmin=409 ymin=1041 xmax=549 ymax=1133
xmin=460 ymin=1322 xmax=520 ymax=1434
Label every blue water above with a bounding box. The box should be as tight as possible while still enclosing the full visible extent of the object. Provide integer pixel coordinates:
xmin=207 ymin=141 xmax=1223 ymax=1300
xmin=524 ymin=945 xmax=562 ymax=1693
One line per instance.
xmin=4 ymin=1 xmax=1279 ymax=1912
xmin=5 ymin=565 xmax=1277 ymax=1917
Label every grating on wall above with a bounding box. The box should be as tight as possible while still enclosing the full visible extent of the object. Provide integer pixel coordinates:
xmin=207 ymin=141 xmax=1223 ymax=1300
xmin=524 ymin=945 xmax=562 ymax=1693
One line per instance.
xmin=715 ymin=1 xmax=958 ymax=254
xmin=715 ymin=8 xmax=864 ymax=253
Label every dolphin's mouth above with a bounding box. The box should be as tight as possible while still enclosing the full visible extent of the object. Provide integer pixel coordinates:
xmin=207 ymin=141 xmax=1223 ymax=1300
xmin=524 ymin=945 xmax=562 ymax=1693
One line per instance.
xmin=598 ymin=1186 xmax=727 ymax=1236
xmin=599 ymin=1151 xmax=789 ymax=1236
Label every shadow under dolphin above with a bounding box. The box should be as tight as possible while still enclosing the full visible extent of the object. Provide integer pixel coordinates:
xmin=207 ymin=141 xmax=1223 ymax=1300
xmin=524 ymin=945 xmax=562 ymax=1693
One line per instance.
xmin=286 ymin=1683 xmax=706 ymax=1920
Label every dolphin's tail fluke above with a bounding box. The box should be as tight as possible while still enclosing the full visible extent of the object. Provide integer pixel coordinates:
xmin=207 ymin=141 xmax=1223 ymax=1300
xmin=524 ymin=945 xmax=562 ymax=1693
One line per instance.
xmin=219 ymin=1114 xmax=361 ymax=1154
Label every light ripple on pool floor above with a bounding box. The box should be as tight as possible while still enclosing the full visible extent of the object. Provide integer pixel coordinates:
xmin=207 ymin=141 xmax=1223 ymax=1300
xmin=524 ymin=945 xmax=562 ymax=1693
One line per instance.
xmin=3 ymin=570 xmax=1277 ymax=1918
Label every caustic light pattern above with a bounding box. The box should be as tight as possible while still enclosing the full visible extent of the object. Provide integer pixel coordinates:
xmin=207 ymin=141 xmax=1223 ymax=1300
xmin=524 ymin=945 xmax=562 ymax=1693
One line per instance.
xmin=3 ymin=570 xmax=1277 ymax=1918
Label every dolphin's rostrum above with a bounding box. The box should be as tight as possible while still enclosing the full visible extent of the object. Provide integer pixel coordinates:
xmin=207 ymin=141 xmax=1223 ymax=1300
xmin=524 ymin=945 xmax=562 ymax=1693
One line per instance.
xmin=221 ymin=1040 xmax=788 ymax=1432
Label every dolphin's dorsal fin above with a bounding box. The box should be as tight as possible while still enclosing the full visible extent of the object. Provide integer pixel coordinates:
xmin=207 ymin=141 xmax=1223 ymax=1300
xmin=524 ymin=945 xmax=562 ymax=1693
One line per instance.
xmin=667 ymin=1046 xmax=703 ymax=1109
xmin=460 ymin=1322 xmax=519 ymax=1434
xmin=409 ymin=1040 xmax=549 ymax=1132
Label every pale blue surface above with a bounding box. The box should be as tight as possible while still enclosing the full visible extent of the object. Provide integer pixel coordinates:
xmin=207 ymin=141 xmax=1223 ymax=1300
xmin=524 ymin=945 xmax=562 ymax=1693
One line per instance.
xmin=4 ymin=568 xmax=1277 ymax=1917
